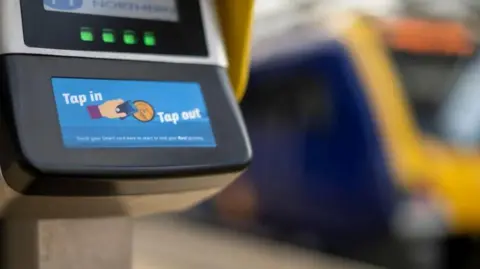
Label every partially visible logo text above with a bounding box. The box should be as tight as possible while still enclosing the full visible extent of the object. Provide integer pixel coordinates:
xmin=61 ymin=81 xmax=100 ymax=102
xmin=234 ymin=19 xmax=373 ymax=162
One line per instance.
xmin=44 ymin=0 xmax=83 ymax=10
xmin=44 ymin=0 xmax=178 ymax=22
xmin=91 ymin=0 xmax=175 ymax=14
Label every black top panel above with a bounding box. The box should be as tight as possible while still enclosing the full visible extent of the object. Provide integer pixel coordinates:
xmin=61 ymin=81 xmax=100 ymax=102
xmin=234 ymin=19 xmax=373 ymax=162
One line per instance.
xmin=0 ymin=55 xmax=250 ymax=177
xmin=20 ymin=0 xmax=208 ymax=56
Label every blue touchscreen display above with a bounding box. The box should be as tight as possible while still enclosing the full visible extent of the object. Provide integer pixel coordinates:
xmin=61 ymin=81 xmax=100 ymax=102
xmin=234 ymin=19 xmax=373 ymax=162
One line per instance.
xmin=51 ymin=78 xmax=216 ymax=148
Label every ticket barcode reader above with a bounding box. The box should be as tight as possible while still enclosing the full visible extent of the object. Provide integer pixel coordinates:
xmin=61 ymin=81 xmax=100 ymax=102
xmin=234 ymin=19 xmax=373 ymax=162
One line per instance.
xmin=0 ymin=1 xmax=252 ymax=268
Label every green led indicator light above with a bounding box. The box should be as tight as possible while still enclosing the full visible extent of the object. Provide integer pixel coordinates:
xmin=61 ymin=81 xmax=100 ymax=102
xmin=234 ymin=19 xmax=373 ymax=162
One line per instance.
xmin=144 ymin=32 xmax=156 ymax=46
xmin=102 ymin=29 xmax=116 ymax=43
xmin=123 ymin=30 xmax=137 ymax=45
xmin=80 ymin=27 xmax=94 ymax=42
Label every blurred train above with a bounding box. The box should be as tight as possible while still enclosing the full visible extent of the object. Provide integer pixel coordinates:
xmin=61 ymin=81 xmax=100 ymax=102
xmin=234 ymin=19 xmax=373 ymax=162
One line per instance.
xmin=212 ymin=17 xmax=399 ymax=252
xmin=191 ymin=13 xmax=480 ymax=267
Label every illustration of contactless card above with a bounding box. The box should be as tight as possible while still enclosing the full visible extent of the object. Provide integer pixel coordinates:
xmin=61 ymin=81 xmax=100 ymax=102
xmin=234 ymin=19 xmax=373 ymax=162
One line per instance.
xmin=116 ymin=100 xmax=138 ymax=120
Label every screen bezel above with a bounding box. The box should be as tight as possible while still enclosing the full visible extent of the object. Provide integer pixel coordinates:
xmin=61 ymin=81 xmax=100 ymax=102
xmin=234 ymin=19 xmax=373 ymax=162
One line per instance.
xmin=19 ymin=0 xmax=208 ymax=57
xmin=5 ymin=56 xmax=249 ymax=177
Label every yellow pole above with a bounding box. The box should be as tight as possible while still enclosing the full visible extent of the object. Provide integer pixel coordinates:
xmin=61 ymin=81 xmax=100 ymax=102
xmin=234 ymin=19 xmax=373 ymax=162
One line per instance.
xmin=216 ymin=0 xmax=255 ymax=101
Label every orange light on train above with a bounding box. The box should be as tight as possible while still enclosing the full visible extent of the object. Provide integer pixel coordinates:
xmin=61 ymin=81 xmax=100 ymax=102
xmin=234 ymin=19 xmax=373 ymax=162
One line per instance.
xmin=381 ymin=19 xmax=474 ymax=56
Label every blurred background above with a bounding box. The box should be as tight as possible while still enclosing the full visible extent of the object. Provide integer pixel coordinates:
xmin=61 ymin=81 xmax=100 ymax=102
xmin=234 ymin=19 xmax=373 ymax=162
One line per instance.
xmin=182 ymin=1 xmax=480 ymax=268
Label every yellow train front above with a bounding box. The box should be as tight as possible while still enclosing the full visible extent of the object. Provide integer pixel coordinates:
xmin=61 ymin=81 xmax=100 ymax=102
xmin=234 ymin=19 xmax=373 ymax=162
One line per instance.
xmin=341 ymin=15 xmax=480 ymax=236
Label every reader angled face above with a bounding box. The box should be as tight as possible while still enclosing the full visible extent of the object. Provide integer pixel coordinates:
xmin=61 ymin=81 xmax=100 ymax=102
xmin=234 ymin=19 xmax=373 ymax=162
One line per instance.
xmin=0 ymin=0 xmax=251 ymax=195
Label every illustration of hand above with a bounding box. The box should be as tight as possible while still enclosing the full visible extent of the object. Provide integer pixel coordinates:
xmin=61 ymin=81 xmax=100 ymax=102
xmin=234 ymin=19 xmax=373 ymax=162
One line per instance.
xmin=87 ymin=99 xmax=127 ymax=119
xmin=99 ymin=99 xmax=127 ymax=119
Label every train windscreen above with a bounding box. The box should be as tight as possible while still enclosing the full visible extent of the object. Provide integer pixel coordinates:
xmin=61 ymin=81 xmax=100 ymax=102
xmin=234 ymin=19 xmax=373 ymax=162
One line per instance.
xmin=241 ymin=73 xmax=332 ymax=132
xmin=392 ymin=52 xmax=472 ymax=134
xmin=386 ymin=19 xmax=480 ymax=147
xmin=392 ymin=51 xmax=480 ymax=147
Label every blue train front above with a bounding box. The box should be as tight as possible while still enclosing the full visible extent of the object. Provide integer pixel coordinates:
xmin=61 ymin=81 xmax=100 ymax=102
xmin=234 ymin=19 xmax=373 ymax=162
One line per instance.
xmin=188 ymin=24 xmax=398 ymax=248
